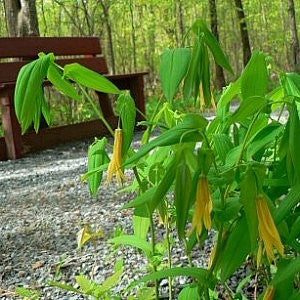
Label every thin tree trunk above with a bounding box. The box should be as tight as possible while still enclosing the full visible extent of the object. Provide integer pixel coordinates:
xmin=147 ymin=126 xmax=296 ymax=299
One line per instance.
xmin=234 ymin=0 xmax=251 ymax=67
xmin=178 ymin=0 xmax=185 ymax=40
xmin=288 ymin=0 xmax=300 ymax=71
xmin=129 ymin=0 xmax=137 ymax=72
xmin=100 ymin=0 xmax=116 ymax=74
xmin=4 ymin=0 xmax=39 ymax=37
xmin=209 ymin=0 xmax=226 ymax=90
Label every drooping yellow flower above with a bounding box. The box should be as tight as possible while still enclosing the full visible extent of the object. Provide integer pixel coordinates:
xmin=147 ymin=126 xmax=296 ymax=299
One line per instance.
xmin=200 ymin=82 xmax=206 ymax=111
xmin=208 ymin=243 xmax=217 ymax=269
xmin=263 ymin=285 xmax=275 ymax=300
xmin=256 ymin=194 xmax=284 ymax=262
xmin=106 ymin=128 xmax=126 ymax=184
xmin=256 ymin=241 xmax=263 ymax=269
xmin=191 ymin=176 xmax=213 ymax=235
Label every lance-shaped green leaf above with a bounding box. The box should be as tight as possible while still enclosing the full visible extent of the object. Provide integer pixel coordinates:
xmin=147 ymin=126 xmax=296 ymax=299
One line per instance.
xmin=192 ymin=19 xmax=233 ymax=73
xmin=129 ymin=267 xmax=208 ymax=289
xmin=288 ymin=102 xmax=300 ymax=183
xmin=175 ymin=155 xmax=192 ymax=239
xmin=240 ymin=167 xmax=258 ymax=251
xmin=64 ymin=63 xmax=121 ymax=94
xmin=183 ymin=37 xmax=203 ymax=100
xmin=88 ymin=138 xmax=109 ymax=196
xmin=275 ymin=184 xmax=300 ymax=223
xmin=220 ymin=216 xmax=251 ymax=282
xmin=241 ymin=51 xmax=269 ymax=101
xmin=246 ymin=123 xmax=283 ymax=160
xmin=47 ymin=63 xmax=81 ymax=101
xmin=160 ymin=48 xmax=191 ymax=101
xmin=123 ymin=158 xmax=176 ymax=214
xmin=281 ymin=72 xmax=300 ymax=98
xmin=218 ymin=77 xmax=241 ymax=110
xmin=108 ymin=235 xmax=153 ymax=257
xmin=201 ymin=45 xmax=211 ymax=106
xmin=116 ymin=92 xmax=136 ymax=156
xmin=213 ymin=134 xmax=234 ymax=164
xmin=229 ymin=96 xmax=268 ymax=124
xmin=15 ymin=53 xmax=54 ymax=133
xmin=178 ymin=285 xmax=200 ymax=300
xmin=125 ymin=114 xmax=208 ymax=165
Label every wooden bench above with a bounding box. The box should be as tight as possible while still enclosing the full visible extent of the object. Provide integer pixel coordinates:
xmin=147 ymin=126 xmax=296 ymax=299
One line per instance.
xmin=0 ymin=37 xmax=147 ymax=160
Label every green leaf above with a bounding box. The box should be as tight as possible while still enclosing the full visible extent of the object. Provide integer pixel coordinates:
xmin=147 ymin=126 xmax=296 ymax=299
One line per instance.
xmin=240 ymin=167 xmax=258 ymax=252
xmin=288 ymin=102 xmax=300 ymax=183
xmin=220 ymin=216 xmax=251 ymax=282
xmin=178 ymin=284 xmax=200 ymax=300
xmin=88 ymin=138 xmax=109 ymax=196
xmin=47 ymin=63 xmax=81 ymax=101
xmin=218 ymin=78 xmax=241 ymax=109
xmin=15 ymin=53 xmax=54 ymax=133
xmin=49 ymin=280 xmax=82 ymax=294
xmin=282 ymin=72 xmax=300 ymax=98
xmin=130 ymin=267 xmax=208 ymax=288
xmin=272 ymin=257 xmax=300 ymax=286
xmin=75 ymin=275 xmax=96 ymax=295
xmin=108 ymin=235 xmax=153 ymax=257
xmin=275 ymin=184 xmax=300 ymax=223
xmin=64 ymin=63 xmax=120 ymax=94
xmin=116 ymin=92 xmax=136 ymax=156
xmin=125 ymin=114 xmax=208 ymax=165
xmin=160 ymin=48 xmax=191 ymax=101
xmin=201 ymin=45 xmax=211 ymax=106
xmin=213 ymin=134 xmax=234 ymax=164
xmin=183 ymin=36 xmax=203 ymax=100
xmin=124 ymin=158 xmax=176 ymax=214
xmin=192 ymin=20 xmax=233 ymax=73
xmin=241 ymin=51 xmax=268 ymax=100
xmin=175 ymin=155 xmax=193 ymax=239
xmin=133 ymin=214 xmax=150 ymax=240
xmin=229 ymin=96 xmax=267 ymax=124
xmin=246 ymin=123 xmax=283 ymax=160
xmin=94 ymin=260 xmax=123 ymax=296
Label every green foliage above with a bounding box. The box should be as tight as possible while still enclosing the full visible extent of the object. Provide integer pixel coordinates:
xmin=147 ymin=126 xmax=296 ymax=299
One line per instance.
xmin=14 ymin=18 xmax=300 ymax=300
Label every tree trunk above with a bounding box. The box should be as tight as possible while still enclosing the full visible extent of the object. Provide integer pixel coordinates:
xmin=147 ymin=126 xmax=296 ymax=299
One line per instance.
xmin=129 ymin=0 xmax=137 ymax=72
xmin=234 ymin=0 xmax=251 ymax=67
xmin=100 ymin=0 xmax=116 ymax=74
xmin=288 ymin=0 xmax=300 ymax=71
xmin=4 ymin=0 xmax=39 ymax=37
xmin=209 ymin=0 xmax=226 ymax=90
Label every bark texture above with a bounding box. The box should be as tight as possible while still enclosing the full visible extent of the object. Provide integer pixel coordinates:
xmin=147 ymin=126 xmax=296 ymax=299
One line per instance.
xmin=209 ymin=0 xmax=226 ymax=90
xmin=288 ymin=0 xmax=300 ymax=71
xmin=234 ymin=0 xmax=251 ymax=67
xmin=4 ymin=0 xmax=40 ymax=37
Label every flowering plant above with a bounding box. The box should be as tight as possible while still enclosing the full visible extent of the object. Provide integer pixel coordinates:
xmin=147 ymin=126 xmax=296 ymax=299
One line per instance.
xmin=15 ymin=20 xmax=299 ymax=300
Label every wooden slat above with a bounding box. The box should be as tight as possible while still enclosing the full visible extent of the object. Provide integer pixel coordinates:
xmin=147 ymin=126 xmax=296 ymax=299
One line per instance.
xmin=0 ymin=57 xmax=108 ymax=84
xmin=0 ymin=37 xmax=102 ymax=59
xmin=0 ymin=137 xmax=7 ymax=160
xmin=21 ymin=117 xmax=118 ymax=155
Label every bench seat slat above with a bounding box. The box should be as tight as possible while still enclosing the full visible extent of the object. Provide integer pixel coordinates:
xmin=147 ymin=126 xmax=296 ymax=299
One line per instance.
xmin=0 ymin=57 xmax=109 ymax=84
xmin=0 ymin=37 xmax=102 ymax=58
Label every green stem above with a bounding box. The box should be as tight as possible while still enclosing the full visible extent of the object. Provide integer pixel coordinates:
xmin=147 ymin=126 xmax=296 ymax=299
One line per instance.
xmin=165 ymin=207 xmax=173 ymax=300
xmin=149 ymin=210 xmax=159 ymax=300
xmin=183 ymin=239 xmax=194 ymax=268
xmin=78 ymin=84 xmax=115 ymax=137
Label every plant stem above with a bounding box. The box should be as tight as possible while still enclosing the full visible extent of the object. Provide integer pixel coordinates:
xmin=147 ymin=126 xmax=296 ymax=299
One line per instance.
xmin=165 ymin=207 xmax=173 ymax=300
xmin=78 ymin=84 xmax=115 ymax=137
xmin=149 ymin=210 xmax=159 ymax=300
xmin=183 ymin=239 xmax=194 ymax=268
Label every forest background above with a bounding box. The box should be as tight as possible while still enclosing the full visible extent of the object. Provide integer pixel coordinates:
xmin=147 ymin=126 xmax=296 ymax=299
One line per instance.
xmin=0 ymin=0 xmax=299 ymax=127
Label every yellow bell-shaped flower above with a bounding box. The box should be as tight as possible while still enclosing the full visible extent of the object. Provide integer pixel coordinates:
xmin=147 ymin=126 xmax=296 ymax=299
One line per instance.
xmin=191 ymin=175 xmax=213 ymax=235
xmin=256 ymin=194 xmax=284 ymax=262
xmin=106 ymin=128 xmax=126 ymax=184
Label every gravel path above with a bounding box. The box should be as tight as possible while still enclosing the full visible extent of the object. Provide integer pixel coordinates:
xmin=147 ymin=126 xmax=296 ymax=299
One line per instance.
xmin=0 ymin=130 xmax=258 ymax=299
xmin=0 ymin=132 xmax=216 ymax=299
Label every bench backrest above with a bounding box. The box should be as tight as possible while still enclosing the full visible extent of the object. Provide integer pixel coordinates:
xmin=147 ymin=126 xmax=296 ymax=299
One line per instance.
xmin=0 ymin=37 xmax=109 ymax=84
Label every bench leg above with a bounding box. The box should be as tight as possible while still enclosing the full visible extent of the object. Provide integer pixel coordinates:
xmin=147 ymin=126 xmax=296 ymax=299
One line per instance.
xmin=0 ymin=91 xmax=23 ymax=159
xmin=95 ymin=92 xmax=114 ymax=120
